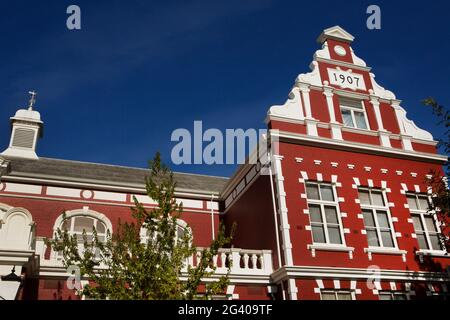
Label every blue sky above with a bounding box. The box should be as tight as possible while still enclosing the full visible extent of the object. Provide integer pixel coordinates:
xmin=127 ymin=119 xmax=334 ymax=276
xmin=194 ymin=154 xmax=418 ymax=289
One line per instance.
xmin=0 ymin=0 xmax=449 ymax=177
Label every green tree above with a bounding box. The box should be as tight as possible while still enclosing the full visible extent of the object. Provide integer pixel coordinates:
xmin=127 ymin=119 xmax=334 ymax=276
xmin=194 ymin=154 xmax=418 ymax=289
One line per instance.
xmin=422 ymin=98 xmax=449 ymax=250
xmin=47 ymin=152 xmax=235 ymax=300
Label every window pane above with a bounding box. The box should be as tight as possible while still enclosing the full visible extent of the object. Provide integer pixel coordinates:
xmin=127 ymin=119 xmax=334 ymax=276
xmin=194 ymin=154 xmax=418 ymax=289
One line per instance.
xmin=62 ymin=219 xmax=70 ymax=231
xmin=312 ymin=226 xmax=326 ymax=243
xmin=412 ymin=216 xmax=424 ymax=231
xmin=309 ymin=205 xmax=323 ymax=223
xmin=358 ymin=190 xmax=371 ymax=205
xmin=337 ymin=292 xmax=352 ymax=300
xmin=354 ymin=111 xmax=368 ymax=130
xmin=407 ymin=196 xmax=418 ymax=210
xmin=418 ymin=197 xmax=430 ymax=211
xmin=379 ymin=293 xmax=393 ymax=300
xmin=367 ymin=230 xmax=380 ymax=246
xmin=371 ymin=191 xmax=385 ymax=206
xmin=176 ymin=225 xmax=186 ymax=239
xmin=73 ymin=217 xmax=94 ymax=233
xmin=429 ymin=235 xmax=442 ymax=251
xmin=306 ymin=184 xmax=320 ymax=200
xmin=328 ymin=226 xmax=342 ymax=244
xmin=96 ymin=222 xmax=106 ymax=234
xmin=376 ymin=211 xmax=390 ymax=228
xmin=320 ymin=185 xmax=334 ymax=201
xmin=381 ymin=231 xmax=395 ymax=248
xmin=75 ymin=234 xmax=84 ymax=241
xmin=340 ymin=97 xmax=363 ymax=109
xmin=341 ymin=109 xmax=354 ymax=127
xmin=416 ymin=234 xmax=429 ymax=250
xmin=394 ymin=294 xmax=407 ymax=301
xmin=362 ymin=210 xmax=375 ymax=227
xmin=424 ymin=216 xmax=438 ymax=232
xmin=325 ymin=206 xmax=339 ymax=224
xmin=321 ymin=292 xmax=336 ymax=300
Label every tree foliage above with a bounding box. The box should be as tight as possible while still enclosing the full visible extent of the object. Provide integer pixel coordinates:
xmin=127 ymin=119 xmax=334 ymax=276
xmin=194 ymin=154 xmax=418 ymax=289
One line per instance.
xmin=47 ymin=152 xmax=235 ymax=300
xmin=422 ymin=98 xmax=449 ymax=249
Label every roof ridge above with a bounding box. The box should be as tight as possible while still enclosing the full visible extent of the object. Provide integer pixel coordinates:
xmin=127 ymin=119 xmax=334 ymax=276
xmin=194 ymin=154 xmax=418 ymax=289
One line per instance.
xmin=38 ymin=157 xmax=229 ymax=180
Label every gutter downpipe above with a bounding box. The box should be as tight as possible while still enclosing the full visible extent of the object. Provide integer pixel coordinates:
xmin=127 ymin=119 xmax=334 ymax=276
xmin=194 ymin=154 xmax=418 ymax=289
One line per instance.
xmin=210 ymin=193 xmax=216 ymax=240
xmin=268 ymin=148 xmax=286 ymax=300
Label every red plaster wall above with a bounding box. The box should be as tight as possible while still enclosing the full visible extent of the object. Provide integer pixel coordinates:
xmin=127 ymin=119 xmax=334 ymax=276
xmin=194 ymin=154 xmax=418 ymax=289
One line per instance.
xmin=0 ymin=195 xmax=217 ymax=248
xmin=412 ymin=142 xmax=438 ymax=154
xmin=379 ymin=102 xmax=400 ymax=134
xmin=326 ymin=39 xmax=354 ymax=64
xmin=233 ymin=285 xmax=270 ymax=300
xmin=310 ymin=90 xmax=329 ymax=123
xmin=223 ymin=175 xmax=280 ymax=269
xmin=278 ymin=142 xmax=448 ymax=272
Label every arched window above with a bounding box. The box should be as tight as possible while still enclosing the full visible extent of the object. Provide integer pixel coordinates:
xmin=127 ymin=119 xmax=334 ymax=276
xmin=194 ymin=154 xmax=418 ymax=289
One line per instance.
xmin=0 ymin=204 xmax=34 ymax=250
xmin=52 ymin=208 xmax=112 ymax=260
xmin=140 ymin=219 xmax=191 ymax=244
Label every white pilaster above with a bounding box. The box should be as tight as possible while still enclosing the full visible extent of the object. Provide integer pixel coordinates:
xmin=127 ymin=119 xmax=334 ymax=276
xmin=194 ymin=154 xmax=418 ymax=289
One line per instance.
xmin=305 ymin=119 xmax=319 ymax=137
xmin=272 ymin=155 xmax=294 ymax=267
xmin=323 ymin=85 xmax=337 ymax=123
xmin=298 ymin=83 xmax=313 ymax=119
xmin=369 ymin=95 xmax=384 ymax=131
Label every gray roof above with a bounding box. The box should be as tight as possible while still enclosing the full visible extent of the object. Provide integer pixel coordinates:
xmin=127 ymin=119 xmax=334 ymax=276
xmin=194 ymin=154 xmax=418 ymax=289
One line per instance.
xmin=2 ymin=157 xmax=229 ymax=195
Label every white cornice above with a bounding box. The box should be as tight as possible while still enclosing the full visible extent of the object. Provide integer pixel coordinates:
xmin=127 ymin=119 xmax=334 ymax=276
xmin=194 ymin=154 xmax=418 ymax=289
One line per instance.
xmin=271 ymin=266 xmax=450 ymax=283
xmin=316 ymin=57 xmax=372 ymax=72
xmin=271 ymin=130 xmax=447 ymax=164
xmin=0 ymin=174 xmax=220 ymax=199
xmin=317 ymin=26 xmax=355 ymax=44
xmin=266 ymin=116 xmax=439 ymax=146
xmin=0 ymin=193 xmax=222 ymax=215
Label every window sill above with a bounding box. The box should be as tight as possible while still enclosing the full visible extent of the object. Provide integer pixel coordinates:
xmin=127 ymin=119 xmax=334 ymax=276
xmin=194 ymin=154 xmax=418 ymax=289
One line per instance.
xmin=416 ymin=250 xmax=449 ymax=262
xmin=364 ymin=247 xmax=407 ymax=262
xmin=308 ymin=244 xmax=355 ymax=259
xmin=341 ymin=126 xmax=378 ymax=136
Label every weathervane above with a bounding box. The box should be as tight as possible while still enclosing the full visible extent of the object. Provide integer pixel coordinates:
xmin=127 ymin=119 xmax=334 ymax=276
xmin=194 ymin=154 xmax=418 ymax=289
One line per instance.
xmin=28 ymin=90 xmax=37 ymax=110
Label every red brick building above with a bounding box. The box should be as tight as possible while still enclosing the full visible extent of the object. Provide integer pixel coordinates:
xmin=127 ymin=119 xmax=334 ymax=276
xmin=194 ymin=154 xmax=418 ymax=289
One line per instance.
xmin=0 ymin=26 xmax=448 ymax=300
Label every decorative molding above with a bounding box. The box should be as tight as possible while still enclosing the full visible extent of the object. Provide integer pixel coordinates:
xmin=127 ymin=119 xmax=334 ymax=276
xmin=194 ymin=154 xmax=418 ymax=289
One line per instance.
xmin=268 ymin=87 xmax=305 ymax=121
xmin=317 ymin=25 xmax=355 ymax=44
xmin=350 ymin=47 xmax=367 ymax=67
xmin=271 ymin=266 xmax=450 ymax=284
xmin=391 ymin=101 xmax=434 ymax=141
xmin=296 ymin=61 xmax=323 ymax=88
xmin=369 ymin=74 xmax=396 ymax=100
xmin=314 ymin=42 xmax=331 ymax=60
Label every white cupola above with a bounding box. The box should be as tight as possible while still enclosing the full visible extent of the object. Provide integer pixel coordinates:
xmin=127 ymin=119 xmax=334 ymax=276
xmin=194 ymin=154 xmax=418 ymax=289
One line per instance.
xmin=1 ymin=91 xmax=43 ymax=160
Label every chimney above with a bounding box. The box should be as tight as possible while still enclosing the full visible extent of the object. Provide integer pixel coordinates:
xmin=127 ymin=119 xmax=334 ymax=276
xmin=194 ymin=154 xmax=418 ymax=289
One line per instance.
xmin=1 ymin=91 xmax=43 ymax=160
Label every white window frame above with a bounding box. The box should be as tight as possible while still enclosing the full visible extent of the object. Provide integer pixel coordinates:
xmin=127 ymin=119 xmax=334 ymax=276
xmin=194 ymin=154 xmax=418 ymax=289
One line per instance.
xmin=359 ymin=187 xmax=399 ymax=249
xmin=51 ymin=209 xmax=112 ymax=260
xmin=306 ymin=181 xmax=346 ymax=247
xmin=140 ymin=219 xmax=191 ymax=245
xmin=320 ymin=289 xmax=355 ymax=300
xmin=339 ymin=98 xmax=370 ymax=130
xmin=378 ymin=291 xmax=409 ymax=300
xmin=407 ymin=193 xmax=446 ymax=253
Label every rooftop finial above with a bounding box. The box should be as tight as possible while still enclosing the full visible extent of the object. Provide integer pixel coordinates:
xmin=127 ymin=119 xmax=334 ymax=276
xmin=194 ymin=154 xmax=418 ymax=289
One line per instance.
xmin=28 ymin=90 xmax=37 ymax=110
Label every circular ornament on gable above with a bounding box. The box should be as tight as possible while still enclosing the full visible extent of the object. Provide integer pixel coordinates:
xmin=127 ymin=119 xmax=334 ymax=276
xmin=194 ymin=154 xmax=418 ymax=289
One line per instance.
xmin=334 ymin=45 xmax=347 ymax=57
